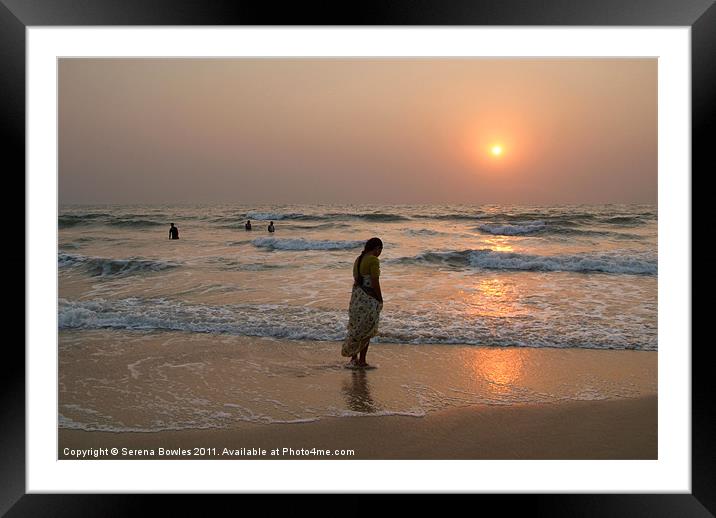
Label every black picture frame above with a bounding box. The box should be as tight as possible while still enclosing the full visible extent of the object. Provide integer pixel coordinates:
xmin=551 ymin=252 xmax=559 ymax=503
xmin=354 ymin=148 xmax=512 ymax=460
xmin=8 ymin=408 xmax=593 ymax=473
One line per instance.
xmin=7 ymin=0 xmax=710 ymax=514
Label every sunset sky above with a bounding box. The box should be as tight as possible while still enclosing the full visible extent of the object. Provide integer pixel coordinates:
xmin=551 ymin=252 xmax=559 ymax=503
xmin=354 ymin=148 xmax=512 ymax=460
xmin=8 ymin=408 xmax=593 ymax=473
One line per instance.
xmin=59 ymin=58 xmax=656 ymax=205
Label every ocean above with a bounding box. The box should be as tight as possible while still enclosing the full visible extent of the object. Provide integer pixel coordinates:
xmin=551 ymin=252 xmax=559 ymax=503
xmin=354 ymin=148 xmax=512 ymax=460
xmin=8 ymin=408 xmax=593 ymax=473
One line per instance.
xmin=59 ymin=203 xmax=657 ymax=350
xmin=58 ymin=203 xmax=658 ymax=431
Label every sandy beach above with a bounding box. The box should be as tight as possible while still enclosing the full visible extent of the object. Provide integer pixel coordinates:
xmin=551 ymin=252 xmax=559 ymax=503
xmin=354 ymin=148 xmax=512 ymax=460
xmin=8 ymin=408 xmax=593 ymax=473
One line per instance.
xmin=59 ymin=330 xmax=657 ymax=460
xmin=60 ymin=395 xmax=657 ymax=460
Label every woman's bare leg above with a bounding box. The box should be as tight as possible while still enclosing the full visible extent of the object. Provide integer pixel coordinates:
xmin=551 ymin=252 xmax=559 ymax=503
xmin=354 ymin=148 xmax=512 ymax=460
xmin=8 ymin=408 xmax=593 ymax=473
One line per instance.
xmin=358 ymin=341 xmax=370 ymax=366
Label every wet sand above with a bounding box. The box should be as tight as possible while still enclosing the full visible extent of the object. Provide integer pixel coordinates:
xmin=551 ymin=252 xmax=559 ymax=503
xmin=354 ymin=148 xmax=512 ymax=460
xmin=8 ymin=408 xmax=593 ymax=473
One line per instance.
xmin=58 ymin=330 xmax=657 ymax=460
xmin=59 ymin=394 xmax=657 ymax=460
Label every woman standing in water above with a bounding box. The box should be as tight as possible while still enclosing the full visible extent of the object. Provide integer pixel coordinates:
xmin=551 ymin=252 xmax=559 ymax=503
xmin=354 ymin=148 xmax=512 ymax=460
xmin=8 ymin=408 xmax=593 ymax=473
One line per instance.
xmin=342 ymin=237 xmax=384 ymax=368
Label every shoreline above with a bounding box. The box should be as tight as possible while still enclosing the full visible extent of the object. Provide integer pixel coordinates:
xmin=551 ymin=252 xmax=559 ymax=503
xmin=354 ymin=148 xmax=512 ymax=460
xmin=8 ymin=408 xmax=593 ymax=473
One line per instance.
xmin=59 ymin=330 xmax=657 ymax=460
xmin=59 ymin=395 xmax=657 ymax=460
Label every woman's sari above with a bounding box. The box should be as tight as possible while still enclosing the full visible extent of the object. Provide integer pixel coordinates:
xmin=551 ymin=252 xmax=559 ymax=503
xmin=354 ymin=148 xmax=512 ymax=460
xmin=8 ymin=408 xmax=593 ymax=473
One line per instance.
xmin=342 ymin=276 xmax=383 ymax=357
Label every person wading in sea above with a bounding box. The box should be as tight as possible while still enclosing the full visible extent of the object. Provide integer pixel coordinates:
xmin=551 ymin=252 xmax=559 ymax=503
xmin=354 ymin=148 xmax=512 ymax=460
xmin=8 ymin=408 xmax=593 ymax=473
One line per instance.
xmin=342 ymin=237 xmax=384 ymax=368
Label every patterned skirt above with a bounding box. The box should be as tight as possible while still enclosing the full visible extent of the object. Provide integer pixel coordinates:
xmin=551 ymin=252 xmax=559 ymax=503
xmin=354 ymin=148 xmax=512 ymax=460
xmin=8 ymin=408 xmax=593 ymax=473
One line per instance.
xmin=341 ymin=285 xmax=383 ymax=357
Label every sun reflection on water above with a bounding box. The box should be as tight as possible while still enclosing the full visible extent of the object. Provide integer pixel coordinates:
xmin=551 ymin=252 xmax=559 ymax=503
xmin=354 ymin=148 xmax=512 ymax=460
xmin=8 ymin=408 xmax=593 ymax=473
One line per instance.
xmin=459 ymin=277 xmax=523 ymax=318
xmin=463 ymin=348 xmax=527 ymax=395
xmin=483 ymin=236 xmax=515 ymax=253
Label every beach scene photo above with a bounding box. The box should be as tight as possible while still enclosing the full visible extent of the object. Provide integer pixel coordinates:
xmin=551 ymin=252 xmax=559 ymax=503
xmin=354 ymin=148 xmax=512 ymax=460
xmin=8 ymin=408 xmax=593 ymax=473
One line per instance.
xmin=58 ymin=58 xmax=657 ymax=460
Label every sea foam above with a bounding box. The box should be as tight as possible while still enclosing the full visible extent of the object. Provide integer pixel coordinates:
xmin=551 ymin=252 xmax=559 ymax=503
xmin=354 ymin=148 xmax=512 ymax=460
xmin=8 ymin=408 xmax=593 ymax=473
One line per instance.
xmin=58 ymin=252 xmax=179 ymax=276
xmin=252 ymin=237 xmax=363 ymax=251
xmin=393 ymin=249 xmax=657 ymax=275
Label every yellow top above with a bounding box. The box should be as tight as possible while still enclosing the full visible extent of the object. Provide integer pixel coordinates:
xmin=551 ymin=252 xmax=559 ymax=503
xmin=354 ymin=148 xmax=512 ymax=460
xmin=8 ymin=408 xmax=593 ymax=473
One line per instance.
xmin=354 ymin=254 xmax=380 ymax=278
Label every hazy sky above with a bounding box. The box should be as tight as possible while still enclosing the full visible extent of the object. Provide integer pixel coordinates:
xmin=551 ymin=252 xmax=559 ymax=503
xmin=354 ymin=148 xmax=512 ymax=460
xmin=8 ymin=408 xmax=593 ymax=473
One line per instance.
xmin=59 ymin=58 xmax=656 ymax=205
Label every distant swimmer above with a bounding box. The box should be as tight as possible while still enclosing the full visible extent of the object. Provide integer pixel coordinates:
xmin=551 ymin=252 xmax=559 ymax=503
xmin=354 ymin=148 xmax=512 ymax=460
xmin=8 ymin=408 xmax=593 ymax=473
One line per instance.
xmin=245 ymin=220 xmax=252 ymax=231
xmin=268 ymin=221 xmax=275 ymax=233
xmin=169 ymin=222 xmax=179 ymax=240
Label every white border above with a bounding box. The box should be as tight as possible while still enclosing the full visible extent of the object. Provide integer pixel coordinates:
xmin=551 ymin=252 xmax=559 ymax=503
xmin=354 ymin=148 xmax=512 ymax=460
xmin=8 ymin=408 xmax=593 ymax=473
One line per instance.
xmin=27 ymin=27 xmax=691 ymax=492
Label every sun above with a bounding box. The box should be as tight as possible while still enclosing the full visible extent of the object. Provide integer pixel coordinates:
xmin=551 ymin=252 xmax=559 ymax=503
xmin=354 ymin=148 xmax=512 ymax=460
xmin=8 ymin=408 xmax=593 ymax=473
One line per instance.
xmin=462 ymin=131 xmax=517 ymax=168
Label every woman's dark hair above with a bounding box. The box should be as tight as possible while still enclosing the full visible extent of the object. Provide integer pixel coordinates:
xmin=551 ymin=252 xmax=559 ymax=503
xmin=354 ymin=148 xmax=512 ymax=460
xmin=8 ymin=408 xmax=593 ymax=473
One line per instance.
xmin=363 ymin=237 xmax=383 ymax=253
xmin=354 ymin=237 xmax=383 ymax=285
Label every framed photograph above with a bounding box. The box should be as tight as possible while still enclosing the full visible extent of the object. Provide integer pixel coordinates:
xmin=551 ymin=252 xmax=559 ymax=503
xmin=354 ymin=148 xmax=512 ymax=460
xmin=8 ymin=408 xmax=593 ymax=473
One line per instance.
xmin=9 ymin=0 xmax=710 ymax=512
